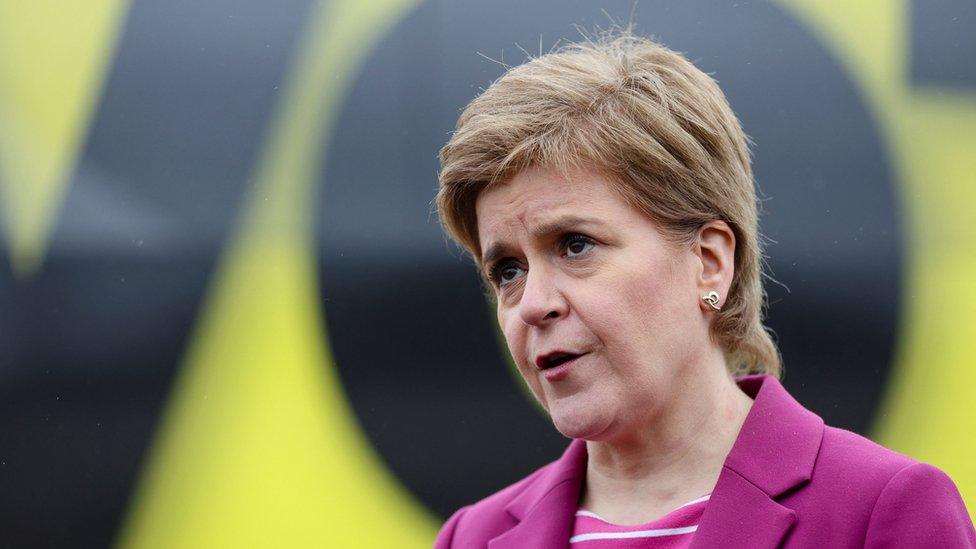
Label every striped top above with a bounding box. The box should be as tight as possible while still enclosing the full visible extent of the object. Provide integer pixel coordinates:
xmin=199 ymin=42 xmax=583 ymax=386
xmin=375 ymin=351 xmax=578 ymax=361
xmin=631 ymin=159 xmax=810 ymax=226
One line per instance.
xmin=570 ymin=495 xmax=710 ymax=547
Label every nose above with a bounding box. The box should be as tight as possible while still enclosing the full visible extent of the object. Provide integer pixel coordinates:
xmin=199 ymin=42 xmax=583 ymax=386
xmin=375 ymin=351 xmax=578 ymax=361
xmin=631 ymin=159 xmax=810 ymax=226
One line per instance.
xmin=517 ymin=265 xmax=567 ymax=327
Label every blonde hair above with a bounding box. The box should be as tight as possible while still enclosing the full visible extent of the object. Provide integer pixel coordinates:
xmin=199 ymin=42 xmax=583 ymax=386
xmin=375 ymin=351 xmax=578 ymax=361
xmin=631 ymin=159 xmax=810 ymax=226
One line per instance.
xmin=436 ymin=32 xmax=781 ymax=378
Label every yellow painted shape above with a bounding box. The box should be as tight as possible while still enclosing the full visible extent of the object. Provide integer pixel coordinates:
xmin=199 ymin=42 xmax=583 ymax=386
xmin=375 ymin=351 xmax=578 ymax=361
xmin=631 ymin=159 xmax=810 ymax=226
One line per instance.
xmin=777 ymin=0 xmax=976 ymax=514
xmin=0 ymin=1 xmax=129 ymax=276
xmin=115 ymin=0 xmax=438 ymax=548
xmin=879 ymin=94 xmax=976 ymax=509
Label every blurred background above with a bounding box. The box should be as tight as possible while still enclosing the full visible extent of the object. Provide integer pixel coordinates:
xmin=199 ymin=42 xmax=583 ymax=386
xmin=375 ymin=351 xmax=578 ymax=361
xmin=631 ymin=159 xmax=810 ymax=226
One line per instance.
xmin=0 ymin=0 xmax=973 ymax=546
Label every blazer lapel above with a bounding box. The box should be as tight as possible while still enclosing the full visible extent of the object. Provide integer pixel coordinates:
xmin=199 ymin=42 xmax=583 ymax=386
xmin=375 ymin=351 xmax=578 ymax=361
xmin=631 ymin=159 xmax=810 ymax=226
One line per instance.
xmin=691 ymin=375 xmax=824 ymax=548
xmin=689 ymin=467 xmax=797 ymax=548
xmin=488 ymin=439 xmax=587 ymax=549
xmin=488 ymin=478 xmax=580 ymax=549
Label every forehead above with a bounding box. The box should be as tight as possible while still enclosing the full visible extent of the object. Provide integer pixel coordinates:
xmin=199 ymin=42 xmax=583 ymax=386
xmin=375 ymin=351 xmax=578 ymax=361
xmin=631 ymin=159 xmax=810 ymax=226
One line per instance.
xmin=475 ymin=167 xmax=618 ymax=237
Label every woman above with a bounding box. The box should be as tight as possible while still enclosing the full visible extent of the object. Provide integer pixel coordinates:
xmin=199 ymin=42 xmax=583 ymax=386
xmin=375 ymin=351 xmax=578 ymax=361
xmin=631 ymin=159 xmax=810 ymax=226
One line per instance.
xmin=433 ymin=33 xmax=975 ymax=548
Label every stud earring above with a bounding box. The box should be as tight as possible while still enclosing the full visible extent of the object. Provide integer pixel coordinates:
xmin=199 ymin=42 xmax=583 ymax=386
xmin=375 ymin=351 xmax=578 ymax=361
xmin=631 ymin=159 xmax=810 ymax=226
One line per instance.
xmin=702 ymin=290 xmax=721 ymax=311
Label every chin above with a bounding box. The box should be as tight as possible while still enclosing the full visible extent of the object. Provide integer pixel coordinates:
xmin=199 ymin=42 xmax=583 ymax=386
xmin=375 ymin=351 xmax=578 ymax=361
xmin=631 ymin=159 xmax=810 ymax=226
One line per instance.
xmin=549 ymin=405 xmax=614 ymax=441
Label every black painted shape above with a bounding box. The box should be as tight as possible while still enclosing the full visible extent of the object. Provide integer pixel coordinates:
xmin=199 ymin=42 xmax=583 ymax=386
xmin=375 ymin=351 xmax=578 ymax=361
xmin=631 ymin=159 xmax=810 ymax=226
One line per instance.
xmin=911 ymin=0 xmax=976 ymax=87
xmin=319 ymin=0 xmax=900 ymax=517
xmin=643 ymin=3 xmax=902 ymax=436
xmin=0 ymin=0 xmax=315 ymax=547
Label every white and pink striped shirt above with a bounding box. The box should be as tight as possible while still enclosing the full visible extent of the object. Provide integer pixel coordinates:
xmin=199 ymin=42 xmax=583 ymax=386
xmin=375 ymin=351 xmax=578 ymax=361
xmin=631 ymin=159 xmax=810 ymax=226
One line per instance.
xmin=570 ymin=494 xmax=710 ymax=547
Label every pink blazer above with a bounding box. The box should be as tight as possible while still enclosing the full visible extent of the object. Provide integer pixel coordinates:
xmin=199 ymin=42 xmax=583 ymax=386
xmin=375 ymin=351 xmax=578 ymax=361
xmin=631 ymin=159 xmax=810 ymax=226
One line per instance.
xmin=434 ymin=375 xmax=975 ymax=548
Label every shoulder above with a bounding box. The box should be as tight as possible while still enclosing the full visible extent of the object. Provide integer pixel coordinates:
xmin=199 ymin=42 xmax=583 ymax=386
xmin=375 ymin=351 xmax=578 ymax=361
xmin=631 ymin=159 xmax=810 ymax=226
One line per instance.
xmin=805 ymin=426 xmax=922 ymax=511
xmin=816 ymin=425 xmax=964 ymax=498
xmin=816 ymin=425 xmax=916 ymax=482
xmin=433 ymin=462 xmax=554 ymax=549
xmin=858 ymin=456 xmax=976 ymax=547
xmin=800 ymin=426 xmax=975 ymax=546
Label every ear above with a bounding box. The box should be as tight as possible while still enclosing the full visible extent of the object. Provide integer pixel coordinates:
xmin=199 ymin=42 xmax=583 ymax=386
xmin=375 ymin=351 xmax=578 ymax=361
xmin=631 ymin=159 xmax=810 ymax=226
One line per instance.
xmin=693 ymin=221 xmax=736 ymax=310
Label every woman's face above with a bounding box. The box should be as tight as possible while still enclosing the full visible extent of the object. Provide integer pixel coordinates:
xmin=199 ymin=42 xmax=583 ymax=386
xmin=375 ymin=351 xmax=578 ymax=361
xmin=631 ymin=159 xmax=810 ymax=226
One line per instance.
xmin=475 ymin=166 xmax=715 ymax=442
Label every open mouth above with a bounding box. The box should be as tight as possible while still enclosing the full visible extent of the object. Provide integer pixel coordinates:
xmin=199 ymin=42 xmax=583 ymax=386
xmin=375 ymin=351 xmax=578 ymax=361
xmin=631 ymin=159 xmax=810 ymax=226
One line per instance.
xmin=538 ymin=352 xmax=583 ymax=370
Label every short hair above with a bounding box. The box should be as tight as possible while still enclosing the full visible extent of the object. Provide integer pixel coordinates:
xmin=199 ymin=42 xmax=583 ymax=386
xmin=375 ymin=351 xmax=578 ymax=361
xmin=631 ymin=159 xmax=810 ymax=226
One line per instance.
xmin=436 ymin=32 xmax=781 ymax=378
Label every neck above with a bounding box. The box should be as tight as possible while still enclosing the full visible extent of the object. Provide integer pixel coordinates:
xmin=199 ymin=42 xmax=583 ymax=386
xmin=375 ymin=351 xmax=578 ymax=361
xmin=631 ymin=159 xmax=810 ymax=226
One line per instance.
xmin=579 ymin=349 xmax=754 ymax=524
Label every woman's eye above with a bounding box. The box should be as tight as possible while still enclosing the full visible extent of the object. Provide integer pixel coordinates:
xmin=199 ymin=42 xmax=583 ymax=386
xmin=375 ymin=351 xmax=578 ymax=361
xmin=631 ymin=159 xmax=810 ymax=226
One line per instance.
xmin=563 ymin=235 xmax=595 ymax=258
xmin=492 ymin=261 xmax=525 ymax=286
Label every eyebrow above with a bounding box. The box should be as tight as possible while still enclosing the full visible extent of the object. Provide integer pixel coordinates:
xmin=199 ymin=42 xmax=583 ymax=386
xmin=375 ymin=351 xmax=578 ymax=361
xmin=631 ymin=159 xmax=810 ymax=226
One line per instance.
xmin=481 ymin=215 xmax=606 ymax=267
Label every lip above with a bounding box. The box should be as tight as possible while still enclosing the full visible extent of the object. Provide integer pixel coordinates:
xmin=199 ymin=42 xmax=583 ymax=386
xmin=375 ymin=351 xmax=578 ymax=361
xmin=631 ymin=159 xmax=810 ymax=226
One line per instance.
xmin=535 ymin=351 xmax=588 ymax=382
xmin=535 ymin=350 xmax=583 ymax=370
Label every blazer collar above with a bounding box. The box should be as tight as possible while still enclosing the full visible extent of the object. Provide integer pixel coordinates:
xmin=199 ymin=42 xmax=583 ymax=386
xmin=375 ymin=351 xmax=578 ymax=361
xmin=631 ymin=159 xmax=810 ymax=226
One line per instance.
xmin=721 ymin=375 xmax=824 ymax=497
xmin=689 ymin=375 xmax=824 ymax=548
xmin=489 ymin=375 xmax=824 ymax=549
xmin=489 ymin=439 xmax=586 ymax=548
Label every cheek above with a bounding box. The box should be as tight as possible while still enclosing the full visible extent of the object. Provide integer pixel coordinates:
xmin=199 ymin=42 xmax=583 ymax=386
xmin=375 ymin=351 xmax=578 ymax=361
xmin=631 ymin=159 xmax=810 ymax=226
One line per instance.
xmin=588 ymin=262 xmax=688 ymax=353
xmin=499 ymin=312 xmax=529 ymax=368
xmin=499 ymin=315 xmax=548 ymax=404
